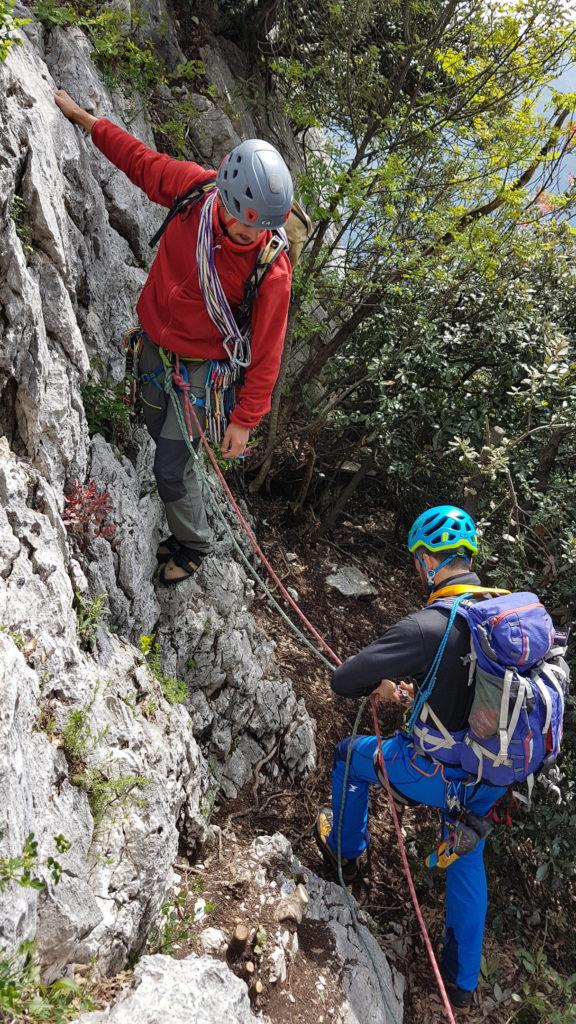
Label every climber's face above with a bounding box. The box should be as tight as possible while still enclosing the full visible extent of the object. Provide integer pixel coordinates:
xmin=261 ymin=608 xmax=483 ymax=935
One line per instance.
xmin=217 ymin=199 xmax=264 ymax=245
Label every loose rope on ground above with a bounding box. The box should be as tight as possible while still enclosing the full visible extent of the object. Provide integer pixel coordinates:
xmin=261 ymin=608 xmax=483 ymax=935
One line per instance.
xmin=164 ymin=364 xmax=458 ymax=1024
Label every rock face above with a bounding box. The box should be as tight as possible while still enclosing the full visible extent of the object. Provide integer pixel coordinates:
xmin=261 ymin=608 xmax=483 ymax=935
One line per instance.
xmin=71 ymin=954 xmax=265 ymax=1024
xmin=0 ymin=4 xmax=398 ymax=1020
xmin=0 ymin=3 xmax=314 ymax=985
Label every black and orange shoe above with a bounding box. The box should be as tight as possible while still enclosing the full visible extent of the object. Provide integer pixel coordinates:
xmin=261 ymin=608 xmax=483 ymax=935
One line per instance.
xmin=314 ymin=806 xmax=359 ymax=883
xmin=441 ymin=975 xmax=474 ymax=1014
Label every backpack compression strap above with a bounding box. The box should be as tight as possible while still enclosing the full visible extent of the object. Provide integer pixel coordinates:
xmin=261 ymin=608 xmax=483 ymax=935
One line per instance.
xmin=427 ymin=584 xmax=510 ymax=605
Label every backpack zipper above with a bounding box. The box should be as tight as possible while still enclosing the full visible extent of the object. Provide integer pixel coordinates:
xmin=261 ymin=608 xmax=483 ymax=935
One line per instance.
xmin=490 ymin=602 xmax=543 ymax=628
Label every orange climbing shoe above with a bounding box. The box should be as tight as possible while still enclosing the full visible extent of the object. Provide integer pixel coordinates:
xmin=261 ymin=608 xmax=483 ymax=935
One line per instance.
xmin=314 ymin=806 xmax=359 ymax=883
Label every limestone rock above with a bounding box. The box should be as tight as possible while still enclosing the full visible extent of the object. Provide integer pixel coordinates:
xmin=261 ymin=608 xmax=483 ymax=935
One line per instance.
xmin=70 ymin=954 xmax=265 ymax=1023
xmin=245 ymin=834 xmax=404 ymax=1024
xmin=326 ymin=565 xmax=378 ymax=598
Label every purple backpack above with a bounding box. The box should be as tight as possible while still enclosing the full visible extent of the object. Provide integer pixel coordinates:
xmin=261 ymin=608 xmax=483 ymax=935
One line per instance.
xmin=412 ymin=592 xmax=568 ymax=792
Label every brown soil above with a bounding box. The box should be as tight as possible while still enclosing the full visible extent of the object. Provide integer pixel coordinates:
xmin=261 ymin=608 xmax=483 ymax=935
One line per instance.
xmin=157 ymin=840 xmax=345 ymax=1024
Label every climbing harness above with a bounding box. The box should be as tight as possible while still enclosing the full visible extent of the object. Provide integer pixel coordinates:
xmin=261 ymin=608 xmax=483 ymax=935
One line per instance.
xmin=158 ymin=346 xmax=240 ymax=444
xmin=160 ymin=362 xmax=458 ymax=1024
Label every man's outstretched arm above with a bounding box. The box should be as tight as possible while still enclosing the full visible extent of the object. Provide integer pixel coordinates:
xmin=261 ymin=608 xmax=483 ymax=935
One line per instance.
xmin=54 ymin=89 xmax=210 ymax=208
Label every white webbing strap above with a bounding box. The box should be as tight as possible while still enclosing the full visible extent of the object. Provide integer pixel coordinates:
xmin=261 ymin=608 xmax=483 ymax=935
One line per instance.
xmin=532 ymin=676 xmax=553 ymax=735
xmin=494 ymin=673 xmax=528 ymax=768
xmin=467 ymin=735 xmax=512 ymax=769
xmin=413 ymin=704 xmax=457 ymax=756
xmin=543 ymin=663 xmax=567 ymax=707
xmin=495 ymin=668 xmax=513 ymax=766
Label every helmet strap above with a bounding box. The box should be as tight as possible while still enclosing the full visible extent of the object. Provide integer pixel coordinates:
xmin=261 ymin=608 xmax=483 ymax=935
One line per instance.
xmin=417 ymin=550 xmax=471 ymax=590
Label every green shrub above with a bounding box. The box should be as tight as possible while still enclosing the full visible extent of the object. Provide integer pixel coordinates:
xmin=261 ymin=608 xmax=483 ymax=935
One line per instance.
xmin=35 ymin=0 xmax=165 ymax=97
xmin=81 ymin=377 xmax=132 ymax=449
xmin=0 ymin=832 xmax=71 ymax=895
xmin=10 ymin=195 xmax=33 ymax=255
xmin=0 ymin=623 xmax=24 ymax=649
xmin=72 ymin=768 xmax=149 ymax=826
xmin=0 ymin=0 xmax=30 ymax=62
xmin=74 ymin=592 xmax=109 ymax=652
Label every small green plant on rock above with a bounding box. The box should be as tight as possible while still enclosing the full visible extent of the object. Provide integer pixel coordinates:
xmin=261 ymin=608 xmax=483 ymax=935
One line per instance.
xmin=35 ymin=0 xmax=165 ymax=97
xmin=60 ymin=687 xmax=108 ymax=772
xmin=0 ymin=833 xmax=71 ymax=894
xmin=0 ymin=623 xmax=24 ymax=649
xmin=81 ymin=375 xmax=132 ymax=449
xmin=0 ymin=834 xmax=93 ymax=1021
xmin=72 ymin=769 xmax=150 ymax=827
xmin=10 ymin=195 xmax=33 ymax=255
xmin=139 ymin=634 xmax=188 ymax=704
xmin=147 ymin=891 xmax=190 ymax=955
xmin=74 ymin=592 xmax=109 ymax=651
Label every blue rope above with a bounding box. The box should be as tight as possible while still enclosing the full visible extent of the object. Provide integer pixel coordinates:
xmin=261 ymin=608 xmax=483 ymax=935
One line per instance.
xmin=406 ymin=592 xmax=470 ymax=733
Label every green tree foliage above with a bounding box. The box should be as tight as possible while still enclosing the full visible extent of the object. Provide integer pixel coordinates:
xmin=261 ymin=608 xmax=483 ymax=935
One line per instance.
xmin=0 ymin=0 xmax=30 ymax=61
xmin=237 ymin=0 xmax=576 ymax=612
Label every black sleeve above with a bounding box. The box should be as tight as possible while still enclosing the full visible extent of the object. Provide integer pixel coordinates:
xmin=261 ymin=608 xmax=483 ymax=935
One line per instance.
xmin=331 ymin=615 xmax=428 ymax=698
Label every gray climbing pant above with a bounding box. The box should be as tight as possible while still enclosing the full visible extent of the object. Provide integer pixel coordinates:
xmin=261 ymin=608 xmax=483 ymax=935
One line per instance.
xmin=138 ymin=333 xmax=212 ymax=553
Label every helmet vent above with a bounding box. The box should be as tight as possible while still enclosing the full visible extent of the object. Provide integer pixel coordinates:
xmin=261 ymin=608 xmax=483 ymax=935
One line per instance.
xmin=236 ymin=155 xmax=242 ymax=163
xmin=245 ymin=186 xmax=253 ymax=199
xmin=233 ymin=197 xmax=241 ymax=213
xmin=232 ymin=169 xmax=238 ymax=178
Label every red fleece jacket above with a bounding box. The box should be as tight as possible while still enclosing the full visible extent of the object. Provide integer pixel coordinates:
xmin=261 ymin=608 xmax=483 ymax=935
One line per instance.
xmin=91 ymin=118 xmax=292 ymax=428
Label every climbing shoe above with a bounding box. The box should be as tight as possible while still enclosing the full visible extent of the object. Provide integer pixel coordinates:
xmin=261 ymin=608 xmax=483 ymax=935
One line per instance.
xmin=441 ymin=975 xmax=474 ymax=1014
xmin=314 ymin=806 xmax=359 ymax=883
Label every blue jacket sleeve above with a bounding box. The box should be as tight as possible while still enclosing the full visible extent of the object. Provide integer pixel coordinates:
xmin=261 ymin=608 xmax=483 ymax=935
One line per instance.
xmin=331 ymin=615 xmax=427 ymax=698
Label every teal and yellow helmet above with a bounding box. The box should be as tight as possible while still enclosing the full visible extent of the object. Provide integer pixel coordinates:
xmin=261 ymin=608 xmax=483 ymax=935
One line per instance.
xmin=407 ymin=505 xmax=478 ymax=557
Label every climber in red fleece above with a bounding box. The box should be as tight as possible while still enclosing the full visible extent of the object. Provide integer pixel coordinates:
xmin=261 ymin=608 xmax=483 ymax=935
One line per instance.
xmin=54 ymin=89 xmax=293 ymax=584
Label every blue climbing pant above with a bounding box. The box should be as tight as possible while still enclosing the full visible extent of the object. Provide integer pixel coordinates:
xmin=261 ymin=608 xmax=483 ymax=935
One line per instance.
xmin=328 ymin=732 xmax=507 ymax=992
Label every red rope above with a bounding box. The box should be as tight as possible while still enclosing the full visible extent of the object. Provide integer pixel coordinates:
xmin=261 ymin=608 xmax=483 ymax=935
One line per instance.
xmin=371 ymin=697 xmax=457 ymax=1023
xmin=177 ymin=376 xmax=457 ymax=1023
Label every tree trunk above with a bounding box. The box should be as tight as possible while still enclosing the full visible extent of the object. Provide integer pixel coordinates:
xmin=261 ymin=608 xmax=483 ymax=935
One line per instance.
xmin=248 ymin=309 xmax=296 ymax=494
xmin=317 ymin=450 xmax=377 ymax=534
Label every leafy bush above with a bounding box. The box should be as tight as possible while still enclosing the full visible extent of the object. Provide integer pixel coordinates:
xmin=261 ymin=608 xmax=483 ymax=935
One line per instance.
xmin=63 ymin=481 xmax=115 ymax=551
xmin=0 ymin=0 xmax=30 ymax=61
xmin=10 ymin=195 xmax=33 ymax=256
xmin=81 ymin=377 xmax=132 ymax=449
xmin=35 ymin=0 xmax=165 ymax=96
xmin=0 ymin=836 xmax=85 ymax=1020
xmin=72 ymin=768 xmax=149 ymax=826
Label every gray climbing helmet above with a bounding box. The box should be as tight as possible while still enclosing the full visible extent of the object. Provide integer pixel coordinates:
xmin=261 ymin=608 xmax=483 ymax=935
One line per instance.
xmin=216 ymin=139 xmax=294 ymax=230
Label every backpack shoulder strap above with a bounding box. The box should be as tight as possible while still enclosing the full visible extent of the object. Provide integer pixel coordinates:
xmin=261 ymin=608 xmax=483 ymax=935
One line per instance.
xmin=149 ymin=177 xmax=217 ymax=248
xmin=236 ymin=232 xmax=288 ymax=328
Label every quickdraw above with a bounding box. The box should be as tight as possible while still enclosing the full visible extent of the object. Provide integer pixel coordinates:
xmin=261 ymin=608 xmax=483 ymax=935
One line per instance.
xmin=120 ymin=326 xmax=144 ymax=409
